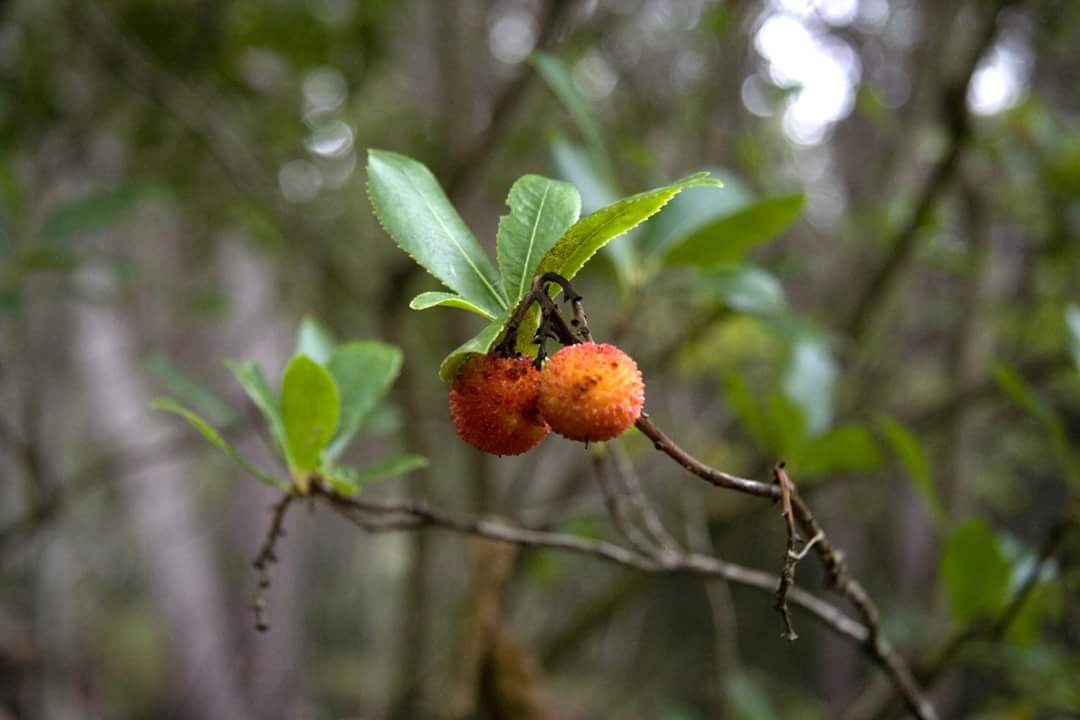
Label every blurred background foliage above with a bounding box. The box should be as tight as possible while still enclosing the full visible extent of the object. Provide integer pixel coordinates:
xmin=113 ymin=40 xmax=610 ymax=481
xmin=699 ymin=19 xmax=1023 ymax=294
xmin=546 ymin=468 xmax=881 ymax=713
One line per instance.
xmin=1 ymin=0 xmax=1079 ymax=718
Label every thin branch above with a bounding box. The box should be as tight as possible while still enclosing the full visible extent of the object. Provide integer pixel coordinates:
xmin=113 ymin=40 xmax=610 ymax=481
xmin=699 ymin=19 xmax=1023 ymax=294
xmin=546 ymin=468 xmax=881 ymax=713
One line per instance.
xmin=443 ymin=0 xmax=576 ymax=198
xmin=909 ymin=352 xmax=1071 ymax=430
xmin=609 ymin=442 xmax=680 ymax=556
xmin=851 ymin=510 xmax=1077 ymax=720
xmin=774 ymin=462 xmax=822 ymax=641
xmin=844 ymin=0 xmax=1019 ymax=341
xmin=635 ymin=413 xmax=780 ymax=500
xmin=310 ymin=485 xmax=870 ymax=646
xmin=591 ymin=447 xmax=656 ymax=557
xmin=251 ymin=493 xmax=295 ymax=632
xmin=474 ymin=273 xmax=936 ymax=718
xmin=635 ymin=412 xmax=938 ymax=720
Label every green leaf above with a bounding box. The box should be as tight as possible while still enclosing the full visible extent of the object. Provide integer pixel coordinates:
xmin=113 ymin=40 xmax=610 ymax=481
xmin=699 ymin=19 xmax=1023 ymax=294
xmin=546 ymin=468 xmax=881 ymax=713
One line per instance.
xmin=549 ymin=136 xmax=634 ymax=284
xmin=536 ymin=173 xmax=722 ymax=282
xmin=550 ymin=135 xmax=619 ymax=214
xmin=722 ymin=372 xmax=770 ymax=451
xmin=226 ymin=360 xmax=290 ymax=464
xmin=295 ymin=316 xmax=337 ymax=365
xmin=497 ymin=174 xmax=581 ymax=303
xmin=704 ymin=266 xmax=787 ymax=316
xmin=941 ymin=518 xmax=1012 ymax=623
xmin=152 ymin=397 xmax=287 ymax=489
xmin=641 ymin=169 xmax=753 ymax=258
xmin=42 ymin=186 xmax=138 ymax=245
xmin=725 ymin=673 xmax=781 ymax=720
xmin=281 ymin=354 xmax=340 ymax=472
xmin=324 ymin=454 xmax=428 ymax=496
xmin=663 ymin=193 xmax=805 ymax=268
xmin=1000 ymin=535 xmax=1064 ymax=646
xmin=1005 ymin=578 xmax=1063 ymax=646
xmin=782 ymin=334 xmax=837 ymax=438
xmin=438 ymin=314 xmax=509 ymax=382
xmin=0 ymin=156 xmax=24 ymax=223
xmin=1066 ymin=303 xmax=1080 ymax=371
xmin=878 ymin=417 xmax=946 ymax=529
xmin=409 ymin=291 xmax=497 ymax=319
xmin=18 ymin=246 xmax=78 ymax=272
xmin=763 ymin=390 xmax=808 ymax=459
xmin=531 ymin=53 xmax=610 ymax=172
xmin=142 ymin=353 xmax=233 ymax=426
xmin=994 ymin=362 xmax=1078 ymax=488
xmin=793 ymin=423 xmax=881 ymax=476
xmin=325 ymin=341 xmax=402 ymax=461
xmin=367 ymin=149 xmax=507 ymax=317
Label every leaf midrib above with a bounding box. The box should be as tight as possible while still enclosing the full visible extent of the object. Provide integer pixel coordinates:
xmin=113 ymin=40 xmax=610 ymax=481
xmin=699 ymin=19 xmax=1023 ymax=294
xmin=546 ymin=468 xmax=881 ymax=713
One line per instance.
xmin=517 ymin=181 xmax=552 ymax=299
xmin=401 ymin=163 xmax=507 ymax=310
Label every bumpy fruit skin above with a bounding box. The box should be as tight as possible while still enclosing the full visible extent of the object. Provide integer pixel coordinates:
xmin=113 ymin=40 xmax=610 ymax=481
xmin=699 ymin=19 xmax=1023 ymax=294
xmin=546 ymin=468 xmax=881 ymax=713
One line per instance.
xmin=449 ymin=354 xmax=550 ymax=456
xmin=539 ymin=342 xmax=645 ymax=442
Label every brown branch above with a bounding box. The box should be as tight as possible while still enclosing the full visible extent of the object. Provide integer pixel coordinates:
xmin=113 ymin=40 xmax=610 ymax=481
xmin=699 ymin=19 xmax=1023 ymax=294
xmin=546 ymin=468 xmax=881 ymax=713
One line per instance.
xmin=634 ymin=413 xmax=780 ymax=500
xmin=774 ymin=462 xmax=823 ymax=641
xmin=310 ymin=485 xmax=871 ymax=646
xmin=844 ymin=0 xmax=1019 ymax=341
xmin=635 ymin=413 xmax=938 ymax=720
xmin=251 ymin=493 xmax=295 ymax=632
xmin=591 ymin=447 xmax=656 ymax=557
xmin=852 ymin=509 xmax=1077 ymax=720
xmin=443 ymin=0 xmax=576 ymax=198
xmin=507 ymin=274 xmax=934 ymax=717
xmin=609 ymin=443 xmax=680 ymax=556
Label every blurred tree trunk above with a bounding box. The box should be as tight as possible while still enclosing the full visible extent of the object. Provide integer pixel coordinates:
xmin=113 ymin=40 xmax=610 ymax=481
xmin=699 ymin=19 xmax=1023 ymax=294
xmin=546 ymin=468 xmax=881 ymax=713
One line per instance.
xmin=76 ymin=270 xmax=253 ymax=720
xmin=216 ymin=244 xmax=306 ymax=720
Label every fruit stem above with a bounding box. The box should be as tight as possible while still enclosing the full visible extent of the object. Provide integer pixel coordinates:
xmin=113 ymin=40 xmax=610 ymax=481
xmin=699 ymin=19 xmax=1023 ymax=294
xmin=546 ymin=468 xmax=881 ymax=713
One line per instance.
xmin=494 ymin=273 xmax=586 ymax=359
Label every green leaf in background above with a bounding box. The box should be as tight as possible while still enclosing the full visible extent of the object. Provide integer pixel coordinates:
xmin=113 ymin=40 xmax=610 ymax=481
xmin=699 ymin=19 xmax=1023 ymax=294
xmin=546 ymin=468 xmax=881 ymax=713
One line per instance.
xmin=941 ymin=518 xmax=1012 ymax=623
xmin=792 ymin=423 xmax=881 ymax=476
xmin=722 ymin=373 xmax=771 ymax=452
xmin=18 ymin=246 xmax=78 ymax=272
xmin=0 ymin=215 xmax=12 ymax=259
xmin=151 ymin=397 xmax=286 ymax=490
xmin=226 ymin=359 xmax=290 ymax=464
xmin=0 ymin=290 xmax=18 ymax=315
xmin=324 ymin=453 xmax=428 ymax=496
xmin=1006 ymin=578 xmax=1064 ymax=646
xmin=295 ymin=315 xmax=337 ymax=365
xmin=438 ymin=313 xmax=509 ymax=382
xmin=409 ymin=291 xmax=497 ymax=319
xmin=42 ymin=186 xmax=138 ymax=245
xmin=725 ymin=673 xmax=781 ymax=720
xmin=994 ymin=362 xmax=1079 ymax=489
xmin=782 ymin=334 xmax=837 ymax=438
xmin=531 ymin=53 xmax=610 ymax=173
xmin=497 ymin=174 xmax=581 ymax=303
xmin=763 ymin=390 xmax=808 ymax=459
xmin=367 ymin=150 xmax=508 ymax=317
xmin=550 ymin=135 xmax=619 ymax=214
xmin=704 ymin=266 xmax=788 ymax=316
xmin=663 ymin=193 xmax=805 ymax=269
xmin=535 ymin=173 xmax=722 ymax=282
xmin=143 ymin=353 xmax=233 ymax=426
xmin=641 ymin=169 xmax=753 ymax=258
xmin=325 ymin=341 xmax=402 ymax=461
xmin=281 ymin=354 xmax=340 ymax=472
xmin=0 ymin=157 xmax=24 ymax=224
xmin=877 ymin=416 xmax=946 ymax=529
xmin=1066 ymin=303 xmax=1080 ymax=371
xmin=999 ymin=535 xmax=1065 ymax=646
xmin=549 ymin=136 xmax=636 ymax=284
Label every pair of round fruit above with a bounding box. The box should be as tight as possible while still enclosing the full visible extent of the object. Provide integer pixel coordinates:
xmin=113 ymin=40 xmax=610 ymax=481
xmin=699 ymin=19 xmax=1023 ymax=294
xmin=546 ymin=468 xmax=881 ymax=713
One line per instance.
xmin=449 ymin=342 xmax=645 ymax=455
